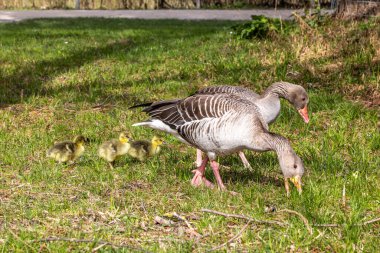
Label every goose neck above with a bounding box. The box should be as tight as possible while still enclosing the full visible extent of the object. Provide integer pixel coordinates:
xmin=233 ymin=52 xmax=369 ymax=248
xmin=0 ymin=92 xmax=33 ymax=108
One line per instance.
xmin=263 ymin=133 xmax=292 ymax=155
xmin=262 ymin=82 xmax=290 ymax=100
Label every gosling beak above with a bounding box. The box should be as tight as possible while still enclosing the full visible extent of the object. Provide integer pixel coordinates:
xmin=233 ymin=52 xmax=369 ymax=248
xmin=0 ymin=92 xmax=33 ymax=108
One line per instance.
xmin=298 ymin=106 xmax=309 ymax=123
xmin=289 ymin=176 xmax=302 ymax=194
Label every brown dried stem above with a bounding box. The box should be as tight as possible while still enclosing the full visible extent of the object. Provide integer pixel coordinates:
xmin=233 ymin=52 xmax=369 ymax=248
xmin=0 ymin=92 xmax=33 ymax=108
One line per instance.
xmin=207 ymin=221 xmax=252 ymax=252
xmin=277 ymin=209 xmax=313 ymax=235
xmin=201 ymin=208 xmax=287 ymax=227
xmin=31 ymin=237 xmax=150 ymax=252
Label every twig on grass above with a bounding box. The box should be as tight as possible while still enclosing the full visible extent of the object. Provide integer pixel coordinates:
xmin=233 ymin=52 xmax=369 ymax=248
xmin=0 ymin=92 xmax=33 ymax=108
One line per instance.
xmin=202 ymin=208 xmax=380 ymax=231
xmin=313 ymin=223 xmax=340 ymax=228
xmin=171 ymin=212 xmax=202 ymax=238
xmin=154 ymin=216 xmax=176 ymax=227
xmin=359 ymin=217 xmax=380 ymax=226
xmin=207 ymin=221 xmax=252 ymax=252
xmin=31 ymin=237 xmax=150 ymax=252
xmin=342 ymin=183 xmax=346 ymax=208
xmin=313 ymin=217 xmax=380 ymax=228
xmin=201 ymin=209 xmax=287 ymax=227
xmin=127 ymin=237 xmax=208 ymax=246
xmin=277 ymin=209 xmax=313 ymax=235
xmin=91 ymin=243 xmax=108 ymax=252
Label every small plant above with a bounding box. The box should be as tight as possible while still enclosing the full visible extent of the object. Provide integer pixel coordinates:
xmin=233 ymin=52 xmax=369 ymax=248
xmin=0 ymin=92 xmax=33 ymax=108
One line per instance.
xmin=231 ymin=15 xmax=287 ymax=39
xmin=303 ymin=9 xmax=331 ymax=28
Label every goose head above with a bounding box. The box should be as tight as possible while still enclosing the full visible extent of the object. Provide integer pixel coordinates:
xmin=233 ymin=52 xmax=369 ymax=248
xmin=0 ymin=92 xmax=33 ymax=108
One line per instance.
xmin=287 ymin=85 xmax=309 ymax=123
xmin=278 ymin=150 xmax=305 ymax=196
xmin=151 ymin=136 xmax=164 ymax=146
xmin=73 ymin=135 xmax=87 ymax=146
xmin=119 ymin=132 xmax=132 ymax=144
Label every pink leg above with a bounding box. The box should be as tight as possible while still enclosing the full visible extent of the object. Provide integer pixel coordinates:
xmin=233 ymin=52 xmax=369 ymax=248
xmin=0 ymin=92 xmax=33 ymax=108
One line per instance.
xmin=210 ymin=161 xmax=226 ymax=190
xmin=210 ymin=161 xmax=239 ymax=196
xmin=195 ymin=149 xmax=203 ymax=167
xmin=191 ymin=157 xmax=214 ymax=188
xmin=238 ymin=151 xmax=252 ymax=169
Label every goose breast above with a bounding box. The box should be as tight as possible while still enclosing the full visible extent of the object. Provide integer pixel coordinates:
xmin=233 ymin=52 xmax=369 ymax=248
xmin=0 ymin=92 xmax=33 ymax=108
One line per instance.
xmin=254 ymin=96 xmax=281 ymax=124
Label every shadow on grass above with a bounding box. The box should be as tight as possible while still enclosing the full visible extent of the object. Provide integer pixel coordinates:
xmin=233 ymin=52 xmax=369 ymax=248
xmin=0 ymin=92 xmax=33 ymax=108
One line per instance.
xmin=0 ymin=39 xmax=136 ymax=106
xmin=220 ymin=153 xmax=301 ymax=188
xmin=171 ymin=152 xmax=292 ymax=188
xmin=0 ymin=18 xmax=234 ymax=106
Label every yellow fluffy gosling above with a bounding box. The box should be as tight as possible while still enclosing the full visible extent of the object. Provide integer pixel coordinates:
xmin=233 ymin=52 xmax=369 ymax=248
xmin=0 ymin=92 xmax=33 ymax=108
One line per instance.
xmin=47 ymin=135 xmax=86 ymax=163
xmin=98 ymin=132 xmax=132 ymax=169
xmin=128 ymin=136 xmax=164 ymax=162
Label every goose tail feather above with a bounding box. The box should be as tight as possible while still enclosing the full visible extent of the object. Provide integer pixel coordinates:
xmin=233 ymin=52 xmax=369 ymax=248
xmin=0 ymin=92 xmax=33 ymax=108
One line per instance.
xmin=130 ymin=99 xmax=181 ymax=112
xmin=128 ymin=102 xmax=154 ymax=110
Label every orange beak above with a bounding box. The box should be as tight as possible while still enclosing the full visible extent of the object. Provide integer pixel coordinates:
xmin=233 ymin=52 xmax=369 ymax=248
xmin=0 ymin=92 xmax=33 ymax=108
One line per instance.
xmin=289 ymin=176 xmax=302 ymax=194
xmin=298 ymin=106 xmax=309 ymax=123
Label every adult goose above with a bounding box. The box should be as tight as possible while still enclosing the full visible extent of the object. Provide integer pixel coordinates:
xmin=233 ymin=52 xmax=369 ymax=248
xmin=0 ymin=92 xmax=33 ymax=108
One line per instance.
xmin=132 ymin=93 xmax=304 ymax=196
xmin=194 ymin=82 xmax=309 ymax=168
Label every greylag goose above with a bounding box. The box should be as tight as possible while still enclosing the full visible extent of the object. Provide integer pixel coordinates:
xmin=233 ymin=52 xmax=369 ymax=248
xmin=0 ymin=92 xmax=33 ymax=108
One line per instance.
xmin=194 ymin=82 xmax=309 ymax=168
xmin=132 ymin=94 xmax=304 ymax=196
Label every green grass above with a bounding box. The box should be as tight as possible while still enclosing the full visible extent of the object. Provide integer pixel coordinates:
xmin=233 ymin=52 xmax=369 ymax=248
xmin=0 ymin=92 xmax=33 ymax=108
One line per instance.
xmin=0 ymin=17 xmax=379 ymax=252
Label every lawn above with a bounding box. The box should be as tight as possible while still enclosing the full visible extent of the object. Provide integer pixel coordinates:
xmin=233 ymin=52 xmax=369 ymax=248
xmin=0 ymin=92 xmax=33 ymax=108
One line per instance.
xmin=0 ymin=17 xmax=379 ymax=252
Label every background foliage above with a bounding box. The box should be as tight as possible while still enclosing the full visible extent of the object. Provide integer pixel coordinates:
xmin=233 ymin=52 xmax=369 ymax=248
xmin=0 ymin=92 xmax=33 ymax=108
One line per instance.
xmin=0 ymin=0 xmax=333 ymax=9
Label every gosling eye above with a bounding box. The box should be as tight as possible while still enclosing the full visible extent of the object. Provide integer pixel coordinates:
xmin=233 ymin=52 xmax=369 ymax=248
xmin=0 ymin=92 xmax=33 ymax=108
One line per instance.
xmin=302 ymin=97 xmax=306 ymax=101
xmin=293 ymin=164 xmax=297 ymax=169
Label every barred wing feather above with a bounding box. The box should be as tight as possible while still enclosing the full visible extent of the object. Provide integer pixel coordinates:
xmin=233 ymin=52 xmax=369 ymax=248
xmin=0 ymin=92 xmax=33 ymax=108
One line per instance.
xmin=196 ymin=85 xmax=260 ymax=101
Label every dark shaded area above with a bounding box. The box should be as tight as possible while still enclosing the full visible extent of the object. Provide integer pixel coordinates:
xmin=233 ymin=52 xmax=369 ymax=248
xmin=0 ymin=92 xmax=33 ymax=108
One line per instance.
xmin=0 ymin=40 xmax=135 ymax=105
xmin=172 ymin=152 xmax=304 ymax=189
xmin=0 ymin=18 xmax=234 ymax=106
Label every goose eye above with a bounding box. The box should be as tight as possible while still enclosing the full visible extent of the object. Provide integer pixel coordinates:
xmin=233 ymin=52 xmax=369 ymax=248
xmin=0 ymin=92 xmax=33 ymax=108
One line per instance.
xmin=293 ymin=164 xmax=297 ymax=169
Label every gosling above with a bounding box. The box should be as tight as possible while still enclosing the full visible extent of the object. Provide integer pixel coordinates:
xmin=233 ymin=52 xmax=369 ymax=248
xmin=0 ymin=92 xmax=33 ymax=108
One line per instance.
xmin=128 ymin=136 xmax=164 ymax=162
xmin=98 ymin=132 xmax=132 ymax=169
xmin=47 ymin=135 xmax=86 ymax=163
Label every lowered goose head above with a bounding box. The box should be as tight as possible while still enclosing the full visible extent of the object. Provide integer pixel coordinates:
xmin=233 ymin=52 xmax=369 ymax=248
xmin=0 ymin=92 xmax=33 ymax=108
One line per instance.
xmin=278 ymin=149 xmax=305 ymax=196
xmin=263 ymin=132 xmax=305 ymax=196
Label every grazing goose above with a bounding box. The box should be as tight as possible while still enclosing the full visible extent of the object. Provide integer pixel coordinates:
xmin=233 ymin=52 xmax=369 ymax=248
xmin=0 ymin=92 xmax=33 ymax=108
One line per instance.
xmin=47 ymin=135 xmax=86 ymax=163
xmin=194 ymin=82 xmax=309 ymax=168
xmin=132 ymin=94 xmax=304 ymax=196
xmin=127 ymin=136 xmax=164 ymax=162
xmin=98 ymin=132 xmax=132 ymax=169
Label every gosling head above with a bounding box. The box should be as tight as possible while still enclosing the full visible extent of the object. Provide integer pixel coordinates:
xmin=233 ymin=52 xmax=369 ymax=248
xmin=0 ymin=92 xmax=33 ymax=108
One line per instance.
xmin=285 ymin=83 xmax=309 ymax=123
xmin=151 ymin=136 xmax=164 ymax=146
xmin=119 ymin=132 xmax=131 ymax=144
xmin=279 ymin=150 xmax=305 ymax=197
xmin=73 ymin=135 xmax=87 ymax=146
